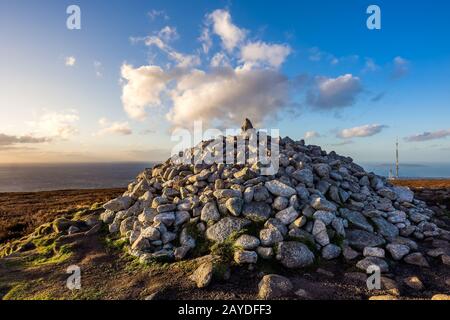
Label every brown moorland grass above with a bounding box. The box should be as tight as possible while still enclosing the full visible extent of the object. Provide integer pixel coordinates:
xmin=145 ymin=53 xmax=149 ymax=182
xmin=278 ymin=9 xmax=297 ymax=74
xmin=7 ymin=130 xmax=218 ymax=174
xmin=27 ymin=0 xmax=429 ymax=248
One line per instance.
xmin=0 ymin=188 xmax=124 ymax=243
xmin=391 ymin=179 xmax=450 ymax=189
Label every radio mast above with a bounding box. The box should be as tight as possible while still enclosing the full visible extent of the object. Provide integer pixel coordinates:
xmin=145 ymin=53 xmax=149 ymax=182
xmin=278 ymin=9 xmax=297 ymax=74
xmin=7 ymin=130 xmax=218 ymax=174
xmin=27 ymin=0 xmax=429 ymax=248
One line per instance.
xmin=395 ymin=139 xmax=399 ymax=178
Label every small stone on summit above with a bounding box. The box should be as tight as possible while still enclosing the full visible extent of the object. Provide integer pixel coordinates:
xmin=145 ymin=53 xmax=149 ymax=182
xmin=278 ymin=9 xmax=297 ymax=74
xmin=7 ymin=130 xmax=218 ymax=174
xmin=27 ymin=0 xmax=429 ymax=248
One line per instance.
xmin=241 ymin=118 xmax=253 ymax=132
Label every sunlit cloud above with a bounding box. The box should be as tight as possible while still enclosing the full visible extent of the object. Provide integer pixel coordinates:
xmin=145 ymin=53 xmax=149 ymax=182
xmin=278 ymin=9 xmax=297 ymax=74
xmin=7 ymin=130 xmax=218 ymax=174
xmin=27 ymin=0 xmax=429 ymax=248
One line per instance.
xmin=96 ymin=118 xmax=132 ymax=136
xmin=337 ymin=124 xmax=388 ymax=139
xmin=404 ymin=129 xmax=450 ymax=142
xmin=27 ymin=110 xmax=79 ymax=139
xmin=65 ymin=56 xmax=76 ymax=67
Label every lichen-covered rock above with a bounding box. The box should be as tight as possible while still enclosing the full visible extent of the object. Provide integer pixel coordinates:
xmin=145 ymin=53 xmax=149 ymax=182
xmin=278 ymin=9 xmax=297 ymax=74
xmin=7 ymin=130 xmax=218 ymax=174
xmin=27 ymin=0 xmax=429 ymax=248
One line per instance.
xmin=103 ymin=196 xmax=133 ymax=212
xmin=258 ymin=274 xmax=293 ymax=299
xmin=235 ymin=234 xmax=260 ymax=250
xmin=276 ymin=241 xmax=315 ymax=268
xmin=242 ymin=202 xmax=271 ymax=222
xmin=205 ymin=217 xmax=250 ymax=243
xmin=189 ymin=262 xmax=214 ymax=288
xmin=346 ymin=230 xmax=385 ymax=251
xmin=234 ymin=250 xmax=257 ymax=264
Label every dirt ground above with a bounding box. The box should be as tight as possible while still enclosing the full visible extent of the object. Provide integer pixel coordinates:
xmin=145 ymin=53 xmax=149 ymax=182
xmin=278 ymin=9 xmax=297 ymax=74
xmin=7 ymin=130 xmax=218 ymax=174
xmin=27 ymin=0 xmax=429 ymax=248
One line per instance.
xmin=0 ymin=181 xmax=449 ymax=300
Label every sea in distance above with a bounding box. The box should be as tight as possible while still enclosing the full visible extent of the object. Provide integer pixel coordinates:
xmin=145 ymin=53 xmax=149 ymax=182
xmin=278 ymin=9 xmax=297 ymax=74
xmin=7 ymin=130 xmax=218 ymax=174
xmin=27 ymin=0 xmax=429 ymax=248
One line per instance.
xmin=0 ymin=162 xmax=449 ymax=193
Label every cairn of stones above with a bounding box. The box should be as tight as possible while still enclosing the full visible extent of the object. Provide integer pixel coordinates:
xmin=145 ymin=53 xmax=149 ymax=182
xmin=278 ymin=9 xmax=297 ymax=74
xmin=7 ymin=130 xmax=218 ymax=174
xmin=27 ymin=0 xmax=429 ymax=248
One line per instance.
xmin=101 ymin=119 xmax=447 ymax=276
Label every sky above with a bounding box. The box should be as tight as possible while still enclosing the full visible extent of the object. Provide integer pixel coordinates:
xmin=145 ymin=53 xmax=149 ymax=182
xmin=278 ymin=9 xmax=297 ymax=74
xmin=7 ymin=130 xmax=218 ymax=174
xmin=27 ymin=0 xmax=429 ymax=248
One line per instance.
xmin=1 ymin=0 xmax=450 ymax=165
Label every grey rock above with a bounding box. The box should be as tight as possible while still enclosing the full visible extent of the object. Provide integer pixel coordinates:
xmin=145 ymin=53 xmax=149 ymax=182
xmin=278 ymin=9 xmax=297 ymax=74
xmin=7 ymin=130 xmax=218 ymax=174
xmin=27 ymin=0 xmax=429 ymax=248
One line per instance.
xmin=103 ymin=196 xmax=133 ymax=212
xmin=174 ymin=211 xmax=190 ymax=226
xmin=120 ymin=217 xmax=134 ymax=236
xmin=343 ymin=245 xmax=360 ymax=260
xmin=258 ymin=274 xmax=293 ymax=299
xmin=243 ymin=187 xmax=254 ymax=203
xmin=100 ymin=210 xmax=115 ymax=224
xmin=276 ymin=241 xmax=315 ymax=268
xmin=404 ymin=253 xmax=430 ymax=267
xmin=371 ymin=217 xmax=399 ymax=239
xmin=393 ymin=186 xmax=414 ymax=203
xmin=235 ymin=234 xmax=260 ymax=250
xmin=256 ymin=246 xmax=274 ymax=259
xmin=331 ymin=217 xmax=346 ymax=237
xmin=363 ymin=247 xmax=385 ymax=258
xmin=260 ymin=228 xmax=284 ymax=246
xmin=275 ymin=206 xmax=299 ymax=225
xmin=313 ymin=163 xmax=331 ymax=178
xmin=310 ymin=197 xmax=337 ymax=212
xmin=273 ymin=196 xmax=289 ymax=211
xmin=312 ymin=219 xmax=329 ymax=246
xmin=265 ymin=180 xmax=296 ymax=197
xmin=295 ymin=186 xmax=310 ymax=200
xmin=226 ymin=197 xmax=243 ymax=216
xmin=141 ymin=226 xmax=161 ymax=240
xmin=154 ymin=212 xmax=175 ymax=226
xmin=288 ymin=228 xmax=315 ymax=243
xmin=206 ymin=217 xmax=250 ymax=243
xmin=346 ymin=230 xmax=385 ymax=251
xmin=234 ymin=250 xmax=258 ymax=264
xmin=292 ymin=169 xmax=314 ymax=185
xmin=322 ymin=244 xmax=341 ymax=260
xmin=253 ymin=185 xmax=270 ymax=202
xmin=174 ymin=246 xmax=190 ymax=260
xmin=386 ymin=244 xmax=410 ymax=260
xmin=201 ymin=202 xmax=220 ymax=222
xmin=242 ymin=202 xmax=272 ymax=222
xmin=341 ymin=211 xmax=373 ymax=232
xmin=377 ymin=188 xmax=397 ymax=201
xmin=131 ymin=236 xmax=150 ymax=251
xmin=157 ymin=203 xmax=176 ymax=213
xmin=265 ymin=218 xmax=288 ymax=236
xmin=356 ymin=257 xmax=389 ymax=273
xmin=213 ymin=189 xmax=242 ymax=199
xmin=313 ymin=210 xmax=335 ymax=225
xmin=189 ymin=262 xmax=213 ymax=288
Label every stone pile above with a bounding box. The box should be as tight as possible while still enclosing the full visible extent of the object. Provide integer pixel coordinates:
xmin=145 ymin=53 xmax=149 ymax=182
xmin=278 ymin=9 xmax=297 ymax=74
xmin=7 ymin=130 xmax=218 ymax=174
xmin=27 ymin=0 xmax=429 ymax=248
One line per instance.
xmin=100 ymin=119 xmax=449 ymax=279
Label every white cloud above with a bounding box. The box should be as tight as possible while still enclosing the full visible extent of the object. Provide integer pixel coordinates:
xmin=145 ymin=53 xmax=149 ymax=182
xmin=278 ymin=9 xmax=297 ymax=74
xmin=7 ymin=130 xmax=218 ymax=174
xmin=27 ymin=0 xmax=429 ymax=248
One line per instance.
xmin=363 ymin=58 xmax=379 ymax=72
xmin=307 ymin=74 xmax=363 ymax=109
xmin=392 ymin=56 xmax=409 ymax=79
xmin=94 ymin=61 xmax=103 ymax=77
xmin=337 ymin=124 xmax=387 ymax=139
xmin=210 ymin=52 xmax=230 ymax=67
xmin=97 ymin=118 xmax=132 ymax=136
xmin=140 ymin=28 xmax=201 ymax=68
xmin=240 ymin=41 xmax=291 ymax=68
xmin=199 ymin=27 xmax=212 ymax=54
xmin=158 ymin=26 xmax=178 ymax=42
xmin=167 ymin=67 xmax=290 ymax=128
xmin=148 ymin=9 xmax=169 ymax=21
xmin=304 ymin=131 xmax=320 ymax=139
xmin=404 ymin=129 xmax=450 ymax=142
xmin=28 ymin=110 xmax=79 ymax=139
xmin=120 ymin=64 xmax=171 ymax=121
xmin=207 ymin=9 xmax=246 ymax=52
xmin=65 ymin=56 xmax=76 ymax=66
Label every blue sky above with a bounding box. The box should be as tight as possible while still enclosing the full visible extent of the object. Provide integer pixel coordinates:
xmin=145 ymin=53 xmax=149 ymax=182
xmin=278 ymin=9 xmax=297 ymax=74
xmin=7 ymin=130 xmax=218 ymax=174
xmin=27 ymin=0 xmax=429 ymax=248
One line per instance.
xmin=1 ymin=0 xmax=450 ymax=166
